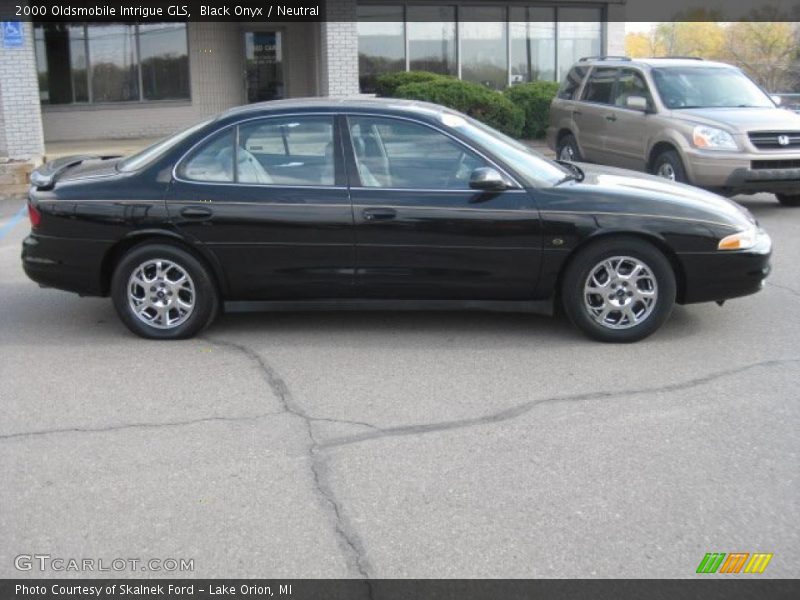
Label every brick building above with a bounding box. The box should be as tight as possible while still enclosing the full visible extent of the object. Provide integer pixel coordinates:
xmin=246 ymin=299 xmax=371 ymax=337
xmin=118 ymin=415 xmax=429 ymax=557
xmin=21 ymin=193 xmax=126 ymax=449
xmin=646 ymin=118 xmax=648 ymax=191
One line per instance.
xmin=0 ymin=0 xmax=624 ymax=162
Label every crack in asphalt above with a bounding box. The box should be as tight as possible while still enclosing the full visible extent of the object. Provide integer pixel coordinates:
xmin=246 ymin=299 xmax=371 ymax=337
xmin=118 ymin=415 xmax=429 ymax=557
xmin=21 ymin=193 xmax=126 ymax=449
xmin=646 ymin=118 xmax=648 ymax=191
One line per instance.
xmin=318 ymin=357 xmax=800 ymax=449
xmin=203 ymin=337 xmax=374 ymax=583
xmin=0 ymin=412 xmax=285 ymax=441
xmin=767 ymin=281 xmax=800 ymax=298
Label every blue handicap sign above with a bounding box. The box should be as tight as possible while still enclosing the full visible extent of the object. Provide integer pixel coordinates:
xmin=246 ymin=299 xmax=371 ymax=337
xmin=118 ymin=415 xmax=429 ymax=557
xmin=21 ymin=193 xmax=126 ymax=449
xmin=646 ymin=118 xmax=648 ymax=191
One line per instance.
xmin=2 ymin=21 xmax=24 ymax=49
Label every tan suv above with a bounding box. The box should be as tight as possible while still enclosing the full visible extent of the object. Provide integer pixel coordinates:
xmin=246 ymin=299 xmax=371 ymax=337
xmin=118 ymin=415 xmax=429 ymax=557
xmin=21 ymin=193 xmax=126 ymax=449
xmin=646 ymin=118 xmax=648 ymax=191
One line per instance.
xmin=547 ymin=57 xmax=800 ymax=206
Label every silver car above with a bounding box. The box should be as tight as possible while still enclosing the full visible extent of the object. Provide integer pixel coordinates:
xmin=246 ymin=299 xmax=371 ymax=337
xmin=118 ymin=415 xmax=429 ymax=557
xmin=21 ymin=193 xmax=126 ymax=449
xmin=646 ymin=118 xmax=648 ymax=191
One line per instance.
xmin=547 ymin=57 xmax=800 ymax=206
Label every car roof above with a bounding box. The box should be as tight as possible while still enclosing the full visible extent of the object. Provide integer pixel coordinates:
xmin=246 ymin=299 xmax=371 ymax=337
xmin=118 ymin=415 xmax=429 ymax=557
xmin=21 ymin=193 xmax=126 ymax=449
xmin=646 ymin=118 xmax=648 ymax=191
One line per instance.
xmin=578 ymin=57 xmax=735 ymax=70
xmin=219 ymin=96 xmax=450 ymax=120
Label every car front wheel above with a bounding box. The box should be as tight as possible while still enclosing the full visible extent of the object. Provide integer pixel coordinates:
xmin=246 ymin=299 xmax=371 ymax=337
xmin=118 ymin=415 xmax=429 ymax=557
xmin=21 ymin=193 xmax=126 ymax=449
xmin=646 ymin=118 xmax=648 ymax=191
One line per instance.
xmin=561 ymin=238 xmax=676 ymax=343
xmin=652 ymin=149 xmax=688 ymax=184
xmin=111 ymin=243 xmax=219 ymax=340
xmin=776 ymin=193 xmax=800 ymax=207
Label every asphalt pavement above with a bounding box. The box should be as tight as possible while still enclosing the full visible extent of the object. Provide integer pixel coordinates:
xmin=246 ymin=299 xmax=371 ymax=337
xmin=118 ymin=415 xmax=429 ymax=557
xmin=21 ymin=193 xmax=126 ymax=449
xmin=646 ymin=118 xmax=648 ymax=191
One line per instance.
xmin=1 ymin=193 xmax=798 ymax=578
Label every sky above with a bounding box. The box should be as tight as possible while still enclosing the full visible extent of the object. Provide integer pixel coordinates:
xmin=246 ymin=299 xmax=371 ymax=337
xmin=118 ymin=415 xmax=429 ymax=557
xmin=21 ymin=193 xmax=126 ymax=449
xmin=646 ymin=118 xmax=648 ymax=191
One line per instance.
xmin=625 ymin=22 xmax=656 ymax=34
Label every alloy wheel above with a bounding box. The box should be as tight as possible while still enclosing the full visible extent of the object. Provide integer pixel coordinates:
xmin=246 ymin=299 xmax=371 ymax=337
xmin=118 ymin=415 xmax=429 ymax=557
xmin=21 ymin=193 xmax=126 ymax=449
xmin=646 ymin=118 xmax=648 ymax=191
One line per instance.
xmin=583 ymin=256 xmax=658 ymax=330
xmin=127 ymin=259 xmax=196 ymax=329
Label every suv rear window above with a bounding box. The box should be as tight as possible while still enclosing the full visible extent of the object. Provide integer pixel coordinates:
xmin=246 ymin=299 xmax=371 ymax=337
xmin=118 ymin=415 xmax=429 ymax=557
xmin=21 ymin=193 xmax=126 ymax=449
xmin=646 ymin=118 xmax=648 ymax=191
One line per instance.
xmin=582 ymin=67 xmax=618 ymax=104
xmin=557 ymin=66 xmax=589 ymax=100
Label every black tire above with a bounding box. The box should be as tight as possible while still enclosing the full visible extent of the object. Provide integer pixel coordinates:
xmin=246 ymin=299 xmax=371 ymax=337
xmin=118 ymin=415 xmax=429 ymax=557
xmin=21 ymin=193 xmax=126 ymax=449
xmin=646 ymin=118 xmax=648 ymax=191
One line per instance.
xmin=111 ymin=243 xmax=219 ymax=340
xmin=561 ymin=238 xmax=676 ymax=343
xmin=556 ymin=133 xmax=583 ymax=162
xmin=651 ymin=149 xmax=688 ymax=184
xmin=776 ymin=193 xmax=800 ymax=207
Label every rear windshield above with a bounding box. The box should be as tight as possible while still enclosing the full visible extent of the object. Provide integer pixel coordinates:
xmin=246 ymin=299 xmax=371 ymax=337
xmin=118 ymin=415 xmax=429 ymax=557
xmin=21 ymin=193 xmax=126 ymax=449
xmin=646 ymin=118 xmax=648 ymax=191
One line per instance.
xmin=117 ymin=119 xmax=213 ymax=172
xmin=652 ymin=67 xmax=774 ymax=109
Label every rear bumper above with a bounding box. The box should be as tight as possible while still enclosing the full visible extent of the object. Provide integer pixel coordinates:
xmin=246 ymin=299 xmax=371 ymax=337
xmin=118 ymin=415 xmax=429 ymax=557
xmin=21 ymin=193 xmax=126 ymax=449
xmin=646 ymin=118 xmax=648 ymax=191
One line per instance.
xmin=677 ymin=234 xmax=772 ymax=304
xmin=21 ymin=233 xmax=110 ymax=297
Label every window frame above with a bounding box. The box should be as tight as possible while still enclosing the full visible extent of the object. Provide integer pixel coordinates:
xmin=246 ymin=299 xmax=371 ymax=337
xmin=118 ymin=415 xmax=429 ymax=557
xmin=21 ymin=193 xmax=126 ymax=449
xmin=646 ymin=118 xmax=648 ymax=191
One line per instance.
xmin=343 ymin=113 xmax=523 ymax=192
xmin=173 ymin=113 xmax=345 ymax=190
xmin=35 ymin=22 xmax=191 ymax=107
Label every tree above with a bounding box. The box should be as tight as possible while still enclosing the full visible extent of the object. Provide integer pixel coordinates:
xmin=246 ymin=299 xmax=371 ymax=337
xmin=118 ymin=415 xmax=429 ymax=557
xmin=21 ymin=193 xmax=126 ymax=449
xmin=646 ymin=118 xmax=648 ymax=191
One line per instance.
xmin=721 ymin=20 xmax=799 ymax=91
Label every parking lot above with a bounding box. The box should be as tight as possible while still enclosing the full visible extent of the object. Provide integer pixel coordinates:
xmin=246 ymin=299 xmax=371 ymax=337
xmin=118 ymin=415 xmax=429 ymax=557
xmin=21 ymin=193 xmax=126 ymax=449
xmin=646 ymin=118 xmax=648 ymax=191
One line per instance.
xmin=1 ymin=193 xmax=798 ymax=578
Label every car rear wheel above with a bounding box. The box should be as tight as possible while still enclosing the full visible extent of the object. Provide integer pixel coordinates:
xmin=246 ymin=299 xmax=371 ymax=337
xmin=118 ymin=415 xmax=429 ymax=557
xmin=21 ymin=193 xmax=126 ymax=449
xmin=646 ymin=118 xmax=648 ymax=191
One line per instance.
xmin=652 ymin=149 xmax=688 ymax=183
xmin=776 ymin=193 xmax=800 ymax=207
xmin=556 ymin=133 xmax=582 ymax=162
xmin=111 ymin=243 xmax=219 ymax=340
xmin=561 ymin=238 xmax=676 ymax=343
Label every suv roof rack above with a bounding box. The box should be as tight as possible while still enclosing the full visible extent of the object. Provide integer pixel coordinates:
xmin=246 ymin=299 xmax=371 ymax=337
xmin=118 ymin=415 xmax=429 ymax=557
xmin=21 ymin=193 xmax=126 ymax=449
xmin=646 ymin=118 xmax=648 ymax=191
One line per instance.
xmin=579 ymin=55 xmax=631 ymax=62
xmin=652 ymin=56 xmax=704 ymax=60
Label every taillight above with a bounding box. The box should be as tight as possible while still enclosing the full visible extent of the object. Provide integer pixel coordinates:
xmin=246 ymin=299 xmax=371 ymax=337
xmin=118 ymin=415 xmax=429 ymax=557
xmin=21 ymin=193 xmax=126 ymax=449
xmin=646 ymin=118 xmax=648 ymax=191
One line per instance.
xmin=28 ymin=202 xmax=41 ymax=229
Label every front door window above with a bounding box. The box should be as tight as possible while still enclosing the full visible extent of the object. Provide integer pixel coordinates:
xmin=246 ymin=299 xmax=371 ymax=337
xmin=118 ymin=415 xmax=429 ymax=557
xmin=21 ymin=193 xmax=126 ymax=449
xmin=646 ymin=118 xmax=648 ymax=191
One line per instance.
xmin=245 ymin=31 xmax=284 ymax=102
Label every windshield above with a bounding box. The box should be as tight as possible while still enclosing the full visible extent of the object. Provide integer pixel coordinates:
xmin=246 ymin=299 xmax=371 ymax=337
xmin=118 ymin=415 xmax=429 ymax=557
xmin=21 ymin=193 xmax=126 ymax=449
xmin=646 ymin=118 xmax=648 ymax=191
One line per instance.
xmin=117 ymin=119 xmax=213 ymax=172
xmin=652 ymin=67 xmax=774 ymax=109
xmin=446 ymin=113 xmax=570 ymax=186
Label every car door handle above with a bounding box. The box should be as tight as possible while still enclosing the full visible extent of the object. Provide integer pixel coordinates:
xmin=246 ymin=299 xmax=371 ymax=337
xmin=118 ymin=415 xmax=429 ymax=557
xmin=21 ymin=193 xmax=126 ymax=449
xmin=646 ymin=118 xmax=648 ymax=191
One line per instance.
xmin=180 ymin=206 xmax=214 ymax=219
xmin=605 ymin=114 xmax=618 ymax=122
xmin=362 ymin=208 xmax=397 ymax=222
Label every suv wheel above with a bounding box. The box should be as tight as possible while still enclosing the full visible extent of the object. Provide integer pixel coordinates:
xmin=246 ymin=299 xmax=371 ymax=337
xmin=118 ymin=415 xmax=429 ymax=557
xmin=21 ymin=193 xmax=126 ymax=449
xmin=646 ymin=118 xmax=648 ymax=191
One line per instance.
xmin=111 ymin=243 xmax=219 ymax=340
xmin=776 ymin=193 xmax=800 ymax=207
xmin=556 ymin=134 xmax=582 ymax=162
xmin=652 ymin=149 xmax=688 ymax=183
xmin=561 ymin=238 xmax=676 ymax=343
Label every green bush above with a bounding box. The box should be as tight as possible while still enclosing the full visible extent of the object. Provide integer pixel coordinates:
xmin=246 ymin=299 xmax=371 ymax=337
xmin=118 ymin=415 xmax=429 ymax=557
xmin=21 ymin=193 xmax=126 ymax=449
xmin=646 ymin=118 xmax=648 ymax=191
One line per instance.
xmin=393 ymin=79 xmax=525 ymax=138
xmin=374 ymin=71 xmax=451 ymax=98
xmin=504 ymin=81 xmax=561 ymax=139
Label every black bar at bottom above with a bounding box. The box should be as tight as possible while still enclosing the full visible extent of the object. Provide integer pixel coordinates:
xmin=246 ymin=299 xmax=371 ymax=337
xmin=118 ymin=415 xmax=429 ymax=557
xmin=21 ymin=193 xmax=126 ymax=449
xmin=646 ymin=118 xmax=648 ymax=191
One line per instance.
xmin=1 ymin=579 xmax=798 ymax=600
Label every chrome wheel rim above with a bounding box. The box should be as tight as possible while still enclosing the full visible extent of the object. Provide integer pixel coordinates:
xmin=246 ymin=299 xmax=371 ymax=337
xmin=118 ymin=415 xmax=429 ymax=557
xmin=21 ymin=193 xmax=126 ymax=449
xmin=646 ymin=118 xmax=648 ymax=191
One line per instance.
xmin=656 ymin=162 xmax=676 ymax=180
xmin=128 ymin=259 xmax=195 ymax=330
xmin=583 ymin=256 xmax=658 ymax=330
xmin=559 ymin=145 xmax=575 ymax=162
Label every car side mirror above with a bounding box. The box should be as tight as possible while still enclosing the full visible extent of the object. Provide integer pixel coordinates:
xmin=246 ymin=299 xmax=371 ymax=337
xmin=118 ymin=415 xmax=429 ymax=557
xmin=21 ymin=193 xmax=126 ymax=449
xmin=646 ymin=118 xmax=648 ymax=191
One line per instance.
xmin=469 ymin=167 xmax=508 ymax=191
xmin=625 ymin=95 xmax=649 ymax=112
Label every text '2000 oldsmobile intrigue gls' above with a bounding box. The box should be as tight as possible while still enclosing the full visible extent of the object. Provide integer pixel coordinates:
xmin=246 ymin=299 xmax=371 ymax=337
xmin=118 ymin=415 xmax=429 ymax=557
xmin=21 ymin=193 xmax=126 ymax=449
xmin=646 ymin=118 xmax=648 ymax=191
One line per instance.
xmin=22 ymin=98 xmax=771 ymax=342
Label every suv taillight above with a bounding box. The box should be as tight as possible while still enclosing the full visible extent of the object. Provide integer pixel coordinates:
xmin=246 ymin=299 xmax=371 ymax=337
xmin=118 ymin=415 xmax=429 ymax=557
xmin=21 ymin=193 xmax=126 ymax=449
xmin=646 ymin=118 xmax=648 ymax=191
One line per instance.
xmin=28 ymin=202 xmax=41 ymax=229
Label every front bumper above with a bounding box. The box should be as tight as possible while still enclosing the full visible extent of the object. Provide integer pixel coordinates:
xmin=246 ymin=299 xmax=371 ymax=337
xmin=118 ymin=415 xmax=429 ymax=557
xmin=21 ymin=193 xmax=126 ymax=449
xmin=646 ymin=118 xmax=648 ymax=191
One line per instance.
xmin=683 ymin=148 xmax=800 ymax=194
xmin=677 ymin=231 xmax=772 ymax=304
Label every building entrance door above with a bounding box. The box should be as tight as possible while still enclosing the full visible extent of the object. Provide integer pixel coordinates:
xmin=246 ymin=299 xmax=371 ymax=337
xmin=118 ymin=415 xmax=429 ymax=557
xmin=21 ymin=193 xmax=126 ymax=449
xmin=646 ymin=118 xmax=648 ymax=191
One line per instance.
xmin=244 ymin=31 xmax=284 ymax=102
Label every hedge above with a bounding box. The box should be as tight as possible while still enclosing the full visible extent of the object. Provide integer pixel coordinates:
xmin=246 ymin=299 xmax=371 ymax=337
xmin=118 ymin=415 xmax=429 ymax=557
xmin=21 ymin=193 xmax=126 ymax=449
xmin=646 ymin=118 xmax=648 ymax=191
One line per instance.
xmin=374 ymin=71 xmax=451 ymax=98
xmin=392 ymin=79 xmax=525 ymax=138
xmin=504 ymin=81 xmax=561 ymax=139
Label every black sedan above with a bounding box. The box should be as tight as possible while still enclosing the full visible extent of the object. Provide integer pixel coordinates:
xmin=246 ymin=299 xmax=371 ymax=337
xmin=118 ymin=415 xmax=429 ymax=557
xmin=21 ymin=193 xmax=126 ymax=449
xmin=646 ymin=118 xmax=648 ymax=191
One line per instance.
xmin=22 ymin=98 xmax=771 ymax=342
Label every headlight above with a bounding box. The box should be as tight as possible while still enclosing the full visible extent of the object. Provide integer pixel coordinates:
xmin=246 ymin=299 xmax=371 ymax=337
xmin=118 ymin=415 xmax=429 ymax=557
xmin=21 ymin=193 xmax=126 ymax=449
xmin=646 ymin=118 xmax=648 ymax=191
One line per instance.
xmin=693 ymin=126 xmax=738 ymax=150
xmin=718 ymin=229 xmax=757 ymax=250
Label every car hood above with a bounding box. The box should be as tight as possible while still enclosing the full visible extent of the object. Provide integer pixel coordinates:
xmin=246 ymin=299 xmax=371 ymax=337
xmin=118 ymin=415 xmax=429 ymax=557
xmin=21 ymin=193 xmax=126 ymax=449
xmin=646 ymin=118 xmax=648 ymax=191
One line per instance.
xmin=669 ymin=107 xmax=800 ymax=132
xmin=555 ymin=163 xmax=755 ymax=230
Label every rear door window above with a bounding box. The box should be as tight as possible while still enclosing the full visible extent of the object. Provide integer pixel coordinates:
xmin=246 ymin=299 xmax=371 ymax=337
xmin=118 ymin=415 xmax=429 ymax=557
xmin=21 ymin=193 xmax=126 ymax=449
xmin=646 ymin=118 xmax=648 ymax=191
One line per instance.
xmin=582 ymin=67 xmax=618 ymax=104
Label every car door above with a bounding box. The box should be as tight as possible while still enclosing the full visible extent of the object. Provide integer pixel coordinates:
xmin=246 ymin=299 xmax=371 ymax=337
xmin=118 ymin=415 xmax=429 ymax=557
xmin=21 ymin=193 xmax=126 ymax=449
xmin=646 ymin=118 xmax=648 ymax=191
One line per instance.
xmin=166 ymin=114 xmax=354 ymax=300
xmin=602 ymin=68 xmax=654 ymax=170
xmin=344 ymin=114 xmax=542 ymax=300
xmin=576 ymin=67 xmax=619 ymax=162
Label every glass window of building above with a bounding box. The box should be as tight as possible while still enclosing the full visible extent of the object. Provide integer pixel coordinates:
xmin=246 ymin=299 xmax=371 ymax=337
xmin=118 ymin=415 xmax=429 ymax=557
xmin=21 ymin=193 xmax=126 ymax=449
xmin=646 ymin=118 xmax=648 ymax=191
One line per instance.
xmin=510 ymin=7 xmax=556 ymax=84
xmin=357 ymin=4 xmax=406 ymax=93
xmin=139 ymin=23 xmax=190 ymax=101
xmin=88 ymin=25 xmax=139 ymax=103
xmin=408 ymin=5 xmax=457 ymax=76
xmin=33 ymin=23 xmax=189 ymax=105
xmin=557 ymin=8 xmax=603 ymax=80
xmin=460 ymin=6 xmax=509 ymax=90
